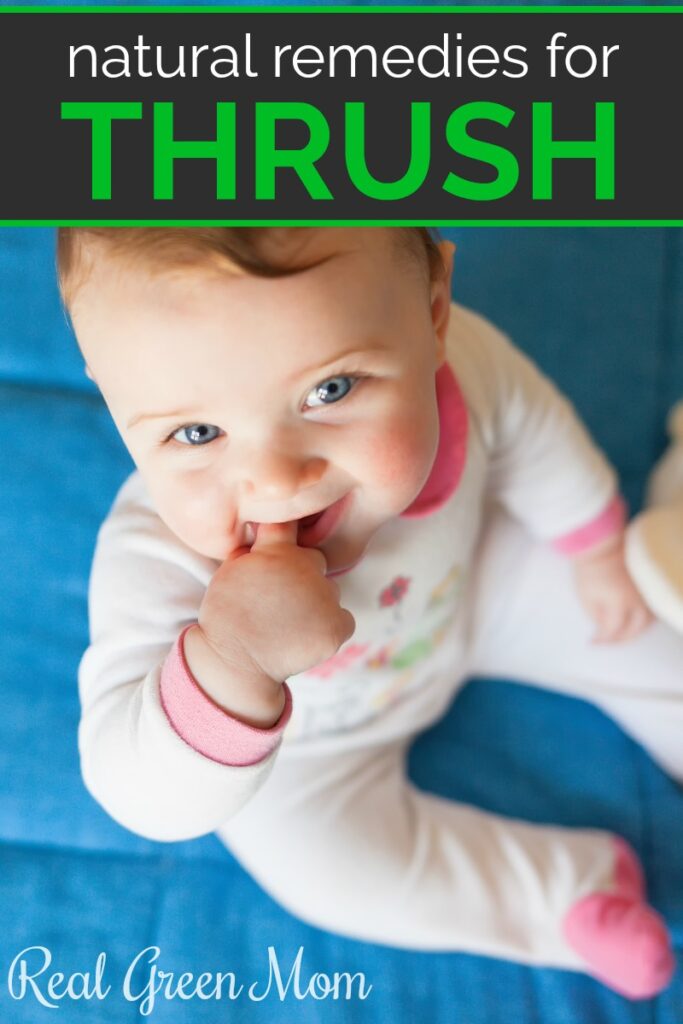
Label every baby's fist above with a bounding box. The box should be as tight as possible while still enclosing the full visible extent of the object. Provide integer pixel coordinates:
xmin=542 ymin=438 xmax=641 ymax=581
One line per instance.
xmin=198 ymin=521 xmax=356 ymax=683
xmin=572 ymin=533 xmax=654 ymax=644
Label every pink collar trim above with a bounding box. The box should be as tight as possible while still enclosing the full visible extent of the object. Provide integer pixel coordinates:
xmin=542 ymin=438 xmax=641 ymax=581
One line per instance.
xmin=400 ymin=361 xmax=469 ymax=519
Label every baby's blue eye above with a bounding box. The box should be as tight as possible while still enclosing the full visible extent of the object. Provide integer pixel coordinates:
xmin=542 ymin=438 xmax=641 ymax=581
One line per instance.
xmin=172 ymin=423 xmax=222 ymax=446
xmin=305 ymin=376 xmax=355 ymax=408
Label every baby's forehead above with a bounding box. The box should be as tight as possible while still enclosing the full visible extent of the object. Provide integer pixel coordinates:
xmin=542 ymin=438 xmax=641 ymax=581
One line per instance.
xmin=71 ymin=229 xmax=433 ymax=402
xmin=87 ymin=242 xmax=405 ymax=341
xmin=79 ymin=226 xmax=401 ymax=295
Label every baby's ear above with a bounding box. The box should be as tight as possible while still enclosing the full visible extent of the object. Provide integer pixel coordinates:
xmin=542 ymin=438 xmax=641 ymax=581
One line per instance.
xmin=430 ymin=242 xmax=456 ymax=366
xmin=439 ymin=241 xmax=456 ymax=282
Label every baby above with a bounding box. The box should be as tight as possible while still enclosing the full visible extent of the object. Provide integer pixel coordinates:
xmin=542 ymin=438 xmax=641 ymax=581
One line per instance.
xmin=61 ymin=226 xmax=682 ymax=1000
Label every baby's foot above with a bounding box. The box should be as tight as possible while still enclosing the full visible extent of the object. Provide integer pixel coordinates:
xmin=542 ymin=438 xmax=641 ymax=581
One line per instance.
xmin=563 ymin=837 xmax=675 ymax=999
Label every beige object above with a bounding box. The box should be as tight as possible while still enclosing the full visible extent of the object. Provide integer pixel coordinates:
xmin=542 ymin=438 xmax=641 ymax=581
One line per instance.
xmin=625 ymin=403 xmax=683 ymax=633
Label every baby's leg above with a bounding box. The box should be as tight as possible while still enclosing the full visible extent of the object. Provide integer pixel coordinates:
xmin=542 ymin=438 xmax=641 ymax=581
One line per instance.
xmin=216 ymin=733 xmax=672 ymax=998
xmin=468 ymin=505 xmax=683 ymax=782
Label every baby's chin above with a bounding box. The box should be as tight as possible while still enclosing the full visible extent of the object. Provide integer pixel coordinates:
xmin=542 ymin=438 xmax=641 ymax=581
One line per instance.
xmin=315 ymin=529 xmax=374 ymax=576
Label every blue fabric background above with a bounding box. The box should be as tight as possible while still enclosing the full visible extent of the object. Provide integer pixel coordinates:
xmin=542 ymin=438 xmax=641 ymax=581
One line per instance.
xmin=1 ymin=226 xmax=682 ymax=1023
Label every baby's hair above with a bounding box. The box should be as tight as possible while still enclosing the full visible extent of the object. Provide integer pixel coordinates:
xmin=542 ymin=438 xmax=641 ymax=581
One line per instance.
xmin=56 ymin=227 xmax=445 ymax=307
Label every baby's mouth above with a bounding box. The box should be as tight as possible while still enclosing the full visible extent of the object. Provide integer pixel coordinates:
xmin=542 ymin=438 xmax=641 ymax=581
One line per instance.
xmin=242 ymin=495 xmax=350 ymax=549
xmin=298 ymin=508 xmax=326 ymax=531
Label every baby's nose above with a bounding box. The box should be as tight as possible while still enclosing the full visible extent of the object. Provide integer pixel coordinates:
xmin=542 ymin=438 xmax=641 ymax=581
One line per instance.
xmin=240 ymin=449 xmax=327 ymax=500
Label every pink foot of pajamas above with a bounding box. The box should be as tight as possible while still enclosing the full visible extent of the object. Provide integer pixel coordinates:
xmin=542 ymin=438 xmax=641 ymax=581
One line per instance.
xmin=564 ymin=838 xmax=674 ymax=999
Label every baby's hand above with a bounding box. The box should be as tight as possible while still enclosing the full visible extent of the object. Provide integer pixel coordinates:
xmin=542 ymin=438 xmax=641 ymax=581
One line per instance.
xmin=572 ymin=532 xmax=654 ymax=644
xmin=194 ymin=522 xmax=356 ymax=685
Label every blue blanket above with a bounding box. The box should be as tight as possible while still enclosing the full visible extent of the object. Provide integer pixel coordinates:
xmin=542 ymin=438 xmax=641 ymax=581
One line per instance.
xmin=0 ymin=224 xmax=681 ymax=1023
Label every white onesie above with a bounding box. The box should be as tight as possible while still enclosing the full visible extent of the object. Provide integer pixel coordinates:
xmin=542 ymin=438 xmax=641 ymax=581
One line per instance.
xmin=78 ymin=302 xmax=683 ymax=975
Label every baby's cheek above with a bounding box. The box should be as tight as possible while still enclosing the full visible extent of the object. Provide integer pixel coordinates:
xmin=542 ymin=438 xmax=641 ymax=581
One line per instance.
xmin=365 ymin=414 xmax=437 ymax=503
xmin=148 ymin=472 xmax=232 ymax=559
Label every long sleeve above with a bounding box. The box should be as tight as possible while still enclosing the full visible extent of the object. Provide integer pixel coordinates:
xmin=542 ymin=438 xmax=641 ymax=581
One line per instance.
xmin=448 ymin=304 xmax=624 ymax=552
xmin=78 ymin=472 xmax=290 ymax=843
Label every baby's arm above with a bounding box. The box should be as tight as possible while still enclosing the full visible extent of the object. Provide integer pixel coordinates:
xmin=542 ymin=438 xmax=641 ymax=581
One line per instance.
xmin=78 ymin=476 xmax=281 ymax=841
xmin=452 ymin=305 xmax=651 ymax=642
xmin=80 ymin=471 xmax=356 ymax=839
xmin=78 ymin=476 xmax=352 ymax=842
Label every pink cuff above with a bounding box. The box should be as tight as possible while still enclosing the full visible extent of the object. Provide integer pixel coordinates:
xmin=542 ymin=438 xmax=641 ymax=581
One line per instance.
xmin=159 ymin=626 xmax=292 ymax=767
xmin=552 ymin=495 xmax=627 ymax=557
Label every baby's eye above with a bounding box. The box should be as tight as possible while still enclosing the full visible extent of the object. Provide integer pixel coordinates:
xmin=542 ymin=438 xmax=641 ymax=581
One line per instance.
xmin=304 ymin=375 xmax=356 ymax=409
xmin=171 ymin=423 xmax=222 ymax=446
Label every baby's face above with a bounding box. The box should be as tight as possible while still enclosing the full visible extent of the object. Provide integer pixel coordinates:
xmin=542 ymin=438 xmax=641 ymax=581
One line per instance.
xmin=71 ymin=229 xmax=453 ymax=574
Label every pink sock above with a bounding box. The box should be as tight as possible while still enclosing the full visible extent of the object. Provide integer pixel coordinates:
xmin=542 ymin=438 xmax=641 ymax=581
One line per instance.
xmin=563 ymin=837 xmax=675 ymax=1000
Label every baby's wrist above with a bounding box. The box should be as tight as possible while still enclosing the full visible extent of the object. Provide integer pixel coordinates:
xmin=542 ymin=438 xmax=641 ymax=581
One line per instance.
xmin=571 ymin=529 xmax=624 ymax=566
xmin=182 ymin=624 xmax=285 ymax=728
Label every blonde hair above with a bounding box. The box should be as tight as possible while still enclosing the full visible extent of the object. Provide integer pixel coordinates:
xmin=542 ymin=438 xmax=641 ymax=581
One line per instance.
xmin=56 ymin=226 xmax=445 ymax=306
